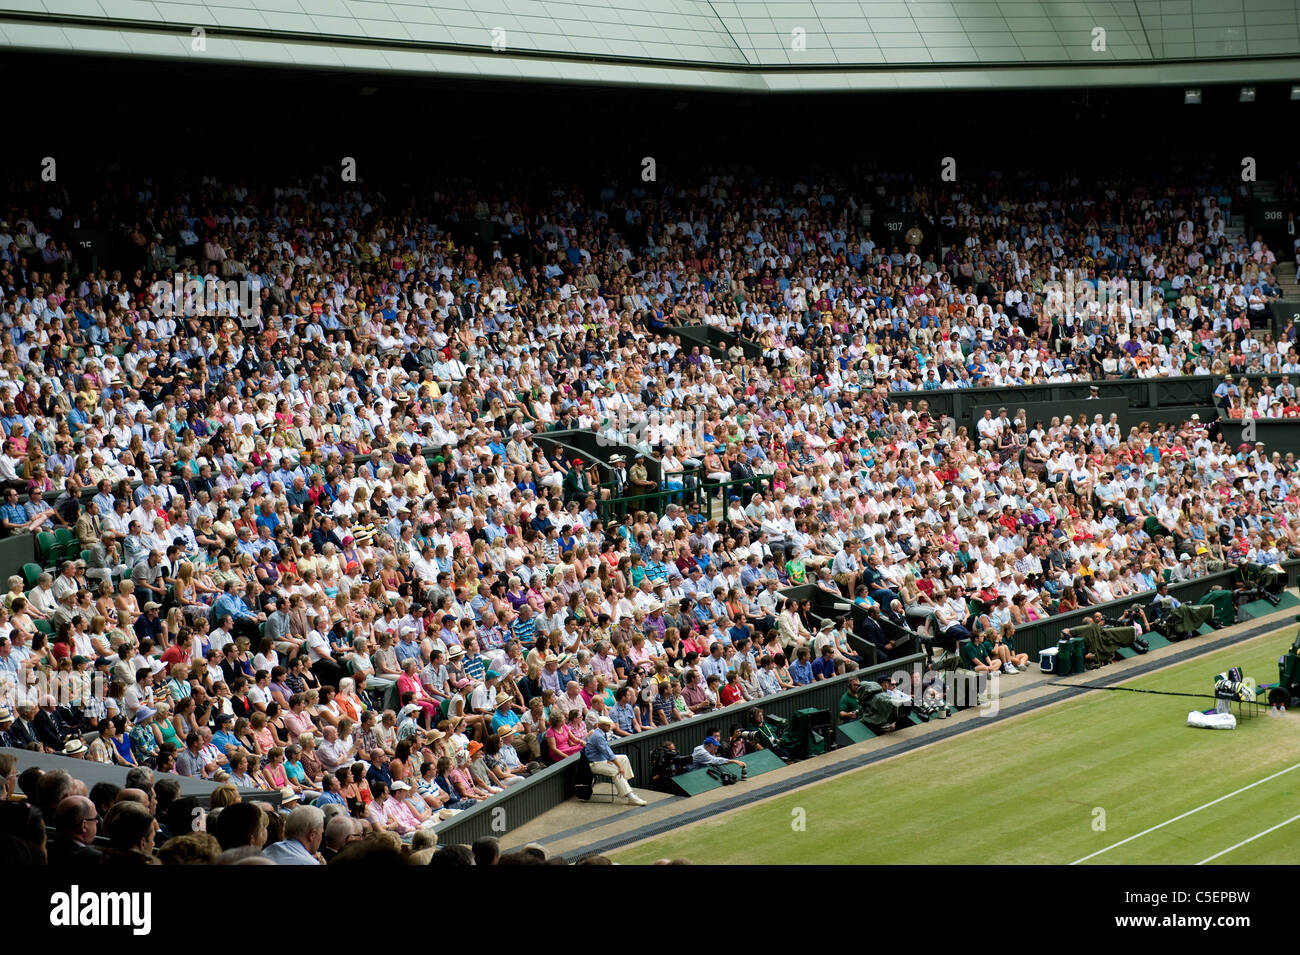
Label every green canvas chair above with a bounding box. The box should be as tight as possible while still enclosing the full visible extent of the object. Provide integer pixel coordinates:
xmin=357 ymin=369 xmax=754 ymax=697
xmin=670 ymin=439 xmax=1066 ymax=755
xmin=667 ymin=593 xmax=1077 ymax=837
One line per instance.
xmin=53 ymin=528 xmax=77 ymax=562
xmin=36 ymin=532 xmax=58 ymax=566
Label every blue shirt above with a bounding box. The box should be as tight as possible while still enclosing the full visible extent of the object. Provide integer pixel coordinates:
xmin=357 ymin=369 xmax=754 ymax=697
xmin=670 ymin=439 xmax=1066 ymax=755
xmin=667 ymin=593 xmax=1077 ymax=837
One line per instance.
xmin=582 ymin=728 xmax=617 ymax=762
xmin=811 ymin=656 xmax=838 ymax=680
xmin=0 ymin=502 xmax=27 ymax=527
xmin=700 ymin=654 xmax=729 ymax=683
xmin=463 ymin=654 xmax=486 ymax=681
xmin=262 ymin=839 xmax=321 ymax=865
xmin=490 ymin=708 xmax=522 ymax=735
xmin=214 ymin=592 xmax=255 ymax=621
xmin=511 ymin=617 xmax=536 ymax=644
xmin=789 ymin=660 xmax=814 ymax=685
xmin=394 ymin=640 xmax=422 ymax=666
xmin=611 ymin=702 xmax=637 ymax=734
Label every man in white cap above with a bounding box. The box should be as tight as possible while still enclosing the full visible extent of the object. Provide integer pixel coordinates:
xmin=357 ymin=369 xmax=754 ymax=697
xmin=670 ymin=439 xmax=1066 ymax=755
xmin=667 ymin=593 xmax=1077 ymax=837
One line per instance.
xmin=581 ymin=715 xmax=645 ymax=806
xmin=397 ymin=703 xmax=427 ymax=742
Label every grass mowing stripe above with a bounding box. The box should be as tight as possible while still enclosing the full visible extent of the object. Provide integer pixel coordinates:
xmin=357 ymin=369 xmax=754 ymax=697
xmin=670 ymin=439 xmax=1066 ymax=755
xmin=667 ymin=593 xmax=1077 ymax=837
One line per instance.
xmin=1069 ymin=760 xmax=1300 ymax=865
xmin=1196 ymin=811 xmax=1300 ymax=865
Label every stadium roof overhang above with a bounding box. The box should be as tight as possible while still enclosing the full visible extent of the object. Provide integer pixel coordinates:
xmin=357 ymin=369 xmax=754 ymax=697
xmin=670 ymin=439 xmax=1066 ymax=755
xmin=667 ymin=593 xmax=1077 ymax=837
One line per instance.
xmin=2 ymin=0 xmax=1297 ymax=92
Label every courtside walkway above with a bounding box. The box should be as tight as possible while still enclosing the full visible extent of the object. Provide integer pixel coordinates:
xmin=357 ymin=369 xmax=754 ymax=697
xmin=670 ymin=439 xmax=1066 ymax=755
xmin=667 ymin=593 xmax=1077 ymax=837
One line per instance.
xmin=503 ymin=605 xmax=1300 ymax=859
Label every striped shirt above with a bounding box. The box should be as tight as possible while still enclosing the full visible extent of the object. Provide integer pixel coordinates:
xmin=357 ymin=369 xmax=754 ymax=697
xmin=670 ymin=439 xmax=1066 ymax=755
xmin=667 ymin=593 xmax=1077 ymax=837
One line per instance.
xmin=511 ymin=617 xmax=537 ymax=645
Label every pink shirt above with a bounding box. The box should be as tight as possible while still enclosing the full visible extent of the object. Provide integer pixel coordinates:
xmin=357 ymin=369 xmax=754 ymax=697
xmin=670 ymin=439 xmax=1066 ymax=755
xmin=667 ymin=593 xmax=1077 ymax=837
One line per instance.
xmin=366 ymin=797 xmax=399 ymax=831
xmin=284 ymin=710 xmax=315 ymax=739
xmin=386 ymin=796 xmax=421 ymax=834
xmin=591 ymin=654 xmax=615 ymax=681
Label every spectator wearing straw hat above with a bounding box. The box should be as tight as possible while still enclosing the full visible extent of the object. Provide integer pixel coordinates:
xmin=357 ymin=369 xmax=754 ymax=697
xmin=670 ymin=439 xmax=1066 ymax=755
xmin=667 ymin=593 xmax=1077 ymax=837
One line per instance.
xmin=581 ymin=715 xmax=646 ymax=806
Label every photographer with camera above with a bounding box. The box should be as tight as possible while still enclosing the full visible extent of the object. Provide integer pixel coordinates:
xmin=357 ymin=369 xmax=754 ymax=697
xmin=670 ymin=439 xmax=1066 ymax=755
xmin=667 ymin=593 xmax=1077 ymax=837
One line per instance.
xmin=691 ymin=734 xmax=747 ymax=779
xmin=736 ymin=705 xmax=788 ymax=760
xmin=1149 ymin=580 xmax=1216 ymax=637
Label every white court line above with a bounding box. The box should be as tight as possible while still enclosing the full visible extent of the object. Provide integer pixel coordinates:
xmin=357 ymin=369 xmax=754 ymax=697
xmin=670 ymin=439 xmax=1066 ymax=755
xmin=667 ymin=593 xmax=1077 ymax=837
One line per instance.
xmin=1070 ymin=760 xmax=1300 ymax=865
xmin=1197 ymin=811 xmax=1300 ymax=865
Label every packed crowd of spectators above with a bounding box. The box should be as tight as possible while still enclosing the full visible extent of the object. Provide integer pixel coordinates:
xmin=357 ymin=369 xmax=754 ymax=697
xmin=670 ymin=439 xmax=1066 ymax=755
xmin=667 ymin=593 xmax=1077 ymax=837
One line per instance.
xmin=0 ymin=752 xmax=619 ymax=864
xmin=0 ymin=163 xmax=1298 ymax=862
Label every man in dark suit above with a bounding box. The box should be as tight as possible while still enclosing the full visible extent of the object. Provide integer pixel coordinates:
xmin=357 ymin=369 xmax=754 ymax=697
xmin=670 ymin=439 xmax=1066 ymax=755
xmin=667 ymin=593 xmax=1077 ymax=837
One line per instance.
xmin=857 ymin=604 xmax=890 ymax=658
xmin=47 ymin=795 xmax=103 ymax=866
xmin=605 ymin=454 xmax=629 ymax=499
xmin=172 ymin=469 xmax=199 ymax=505
xmin=729 ymin=450 xmax=755 ymax=482
xmin=5 ymin=704 xmax=38 ymax=750
xmin=34 ymin=696 xmax=72 ymax=752
xmin=193 ymin=463 xmax=216 ymax=496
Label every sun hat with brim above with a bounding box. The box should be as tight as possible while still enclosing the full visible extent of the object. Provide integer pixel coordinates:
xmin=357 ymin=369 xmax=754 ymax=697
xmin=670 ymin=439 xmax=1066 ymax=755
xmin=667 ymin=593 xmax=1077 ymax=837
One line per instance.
xmin=468 ymin=741 xmax=483 ymax=757
xmin=496 ymin=725 xmax=516 ymax=738
xmin=134 ymin=706 xmax=157 ymax=723
xmin=0 ymin=707 xmax=12 ymax=723
xmin=448 ymin=645 xmax=465 ymax=658
xmin=280 ymin=787 xmax=301 ymax=803
xmin=425 ymin=729 xmax=445 ymax=742
xmin=494 ymin=692 xmax=512 ymax=708
xmin=597 ymin=715 xmax=613 ymax=728
xmin=455 ymin=678 xmax=473 ymax=690
xmin=63 ymin=739 xmax=87 ymax=756
xmin=143 ymin=602 xmax=162 ymax=611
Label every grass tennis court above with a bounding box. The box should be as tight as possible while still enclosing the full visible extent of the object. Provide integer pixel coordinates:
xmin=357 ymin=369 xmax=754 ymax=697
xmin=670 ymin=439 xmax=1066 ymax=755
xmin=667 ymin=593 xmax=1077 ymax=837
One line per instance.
xmin=612 ymin=628 xmax=1300 ymax=865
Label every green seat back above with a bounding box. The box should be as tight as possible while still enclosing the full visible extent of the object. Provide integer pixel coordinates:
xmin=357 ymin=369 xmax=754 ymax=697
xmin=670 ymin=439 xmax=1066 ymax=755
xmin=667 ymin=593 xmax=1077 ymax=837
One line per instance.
xmin=36 ymin=533 xmax=57 ymax=564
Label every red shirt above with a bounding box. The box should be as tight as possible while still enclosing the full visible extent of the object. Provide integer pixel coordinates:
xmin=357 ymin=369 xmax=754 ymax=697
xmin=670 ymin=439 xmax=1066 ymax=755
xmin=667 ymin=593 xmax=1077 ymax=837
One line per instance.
xmin=720 ymin=682 xmax=745 ymax=707
xmin=160 ymin=644 xmax=188 ymax=667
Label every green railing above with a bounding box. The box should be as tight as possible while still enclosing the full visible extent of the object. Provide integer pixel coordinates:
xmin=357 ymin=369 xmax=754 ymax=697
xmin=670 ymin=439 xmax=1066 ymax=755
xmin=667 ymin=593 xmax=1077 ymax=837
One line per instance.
xmin=596 ymin=471 xmax=772 ymax=525
xmin=891 ymin=371 xmax=1289 ymax=426
xmin=659 ymin=322 xmax=763 ymax=361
